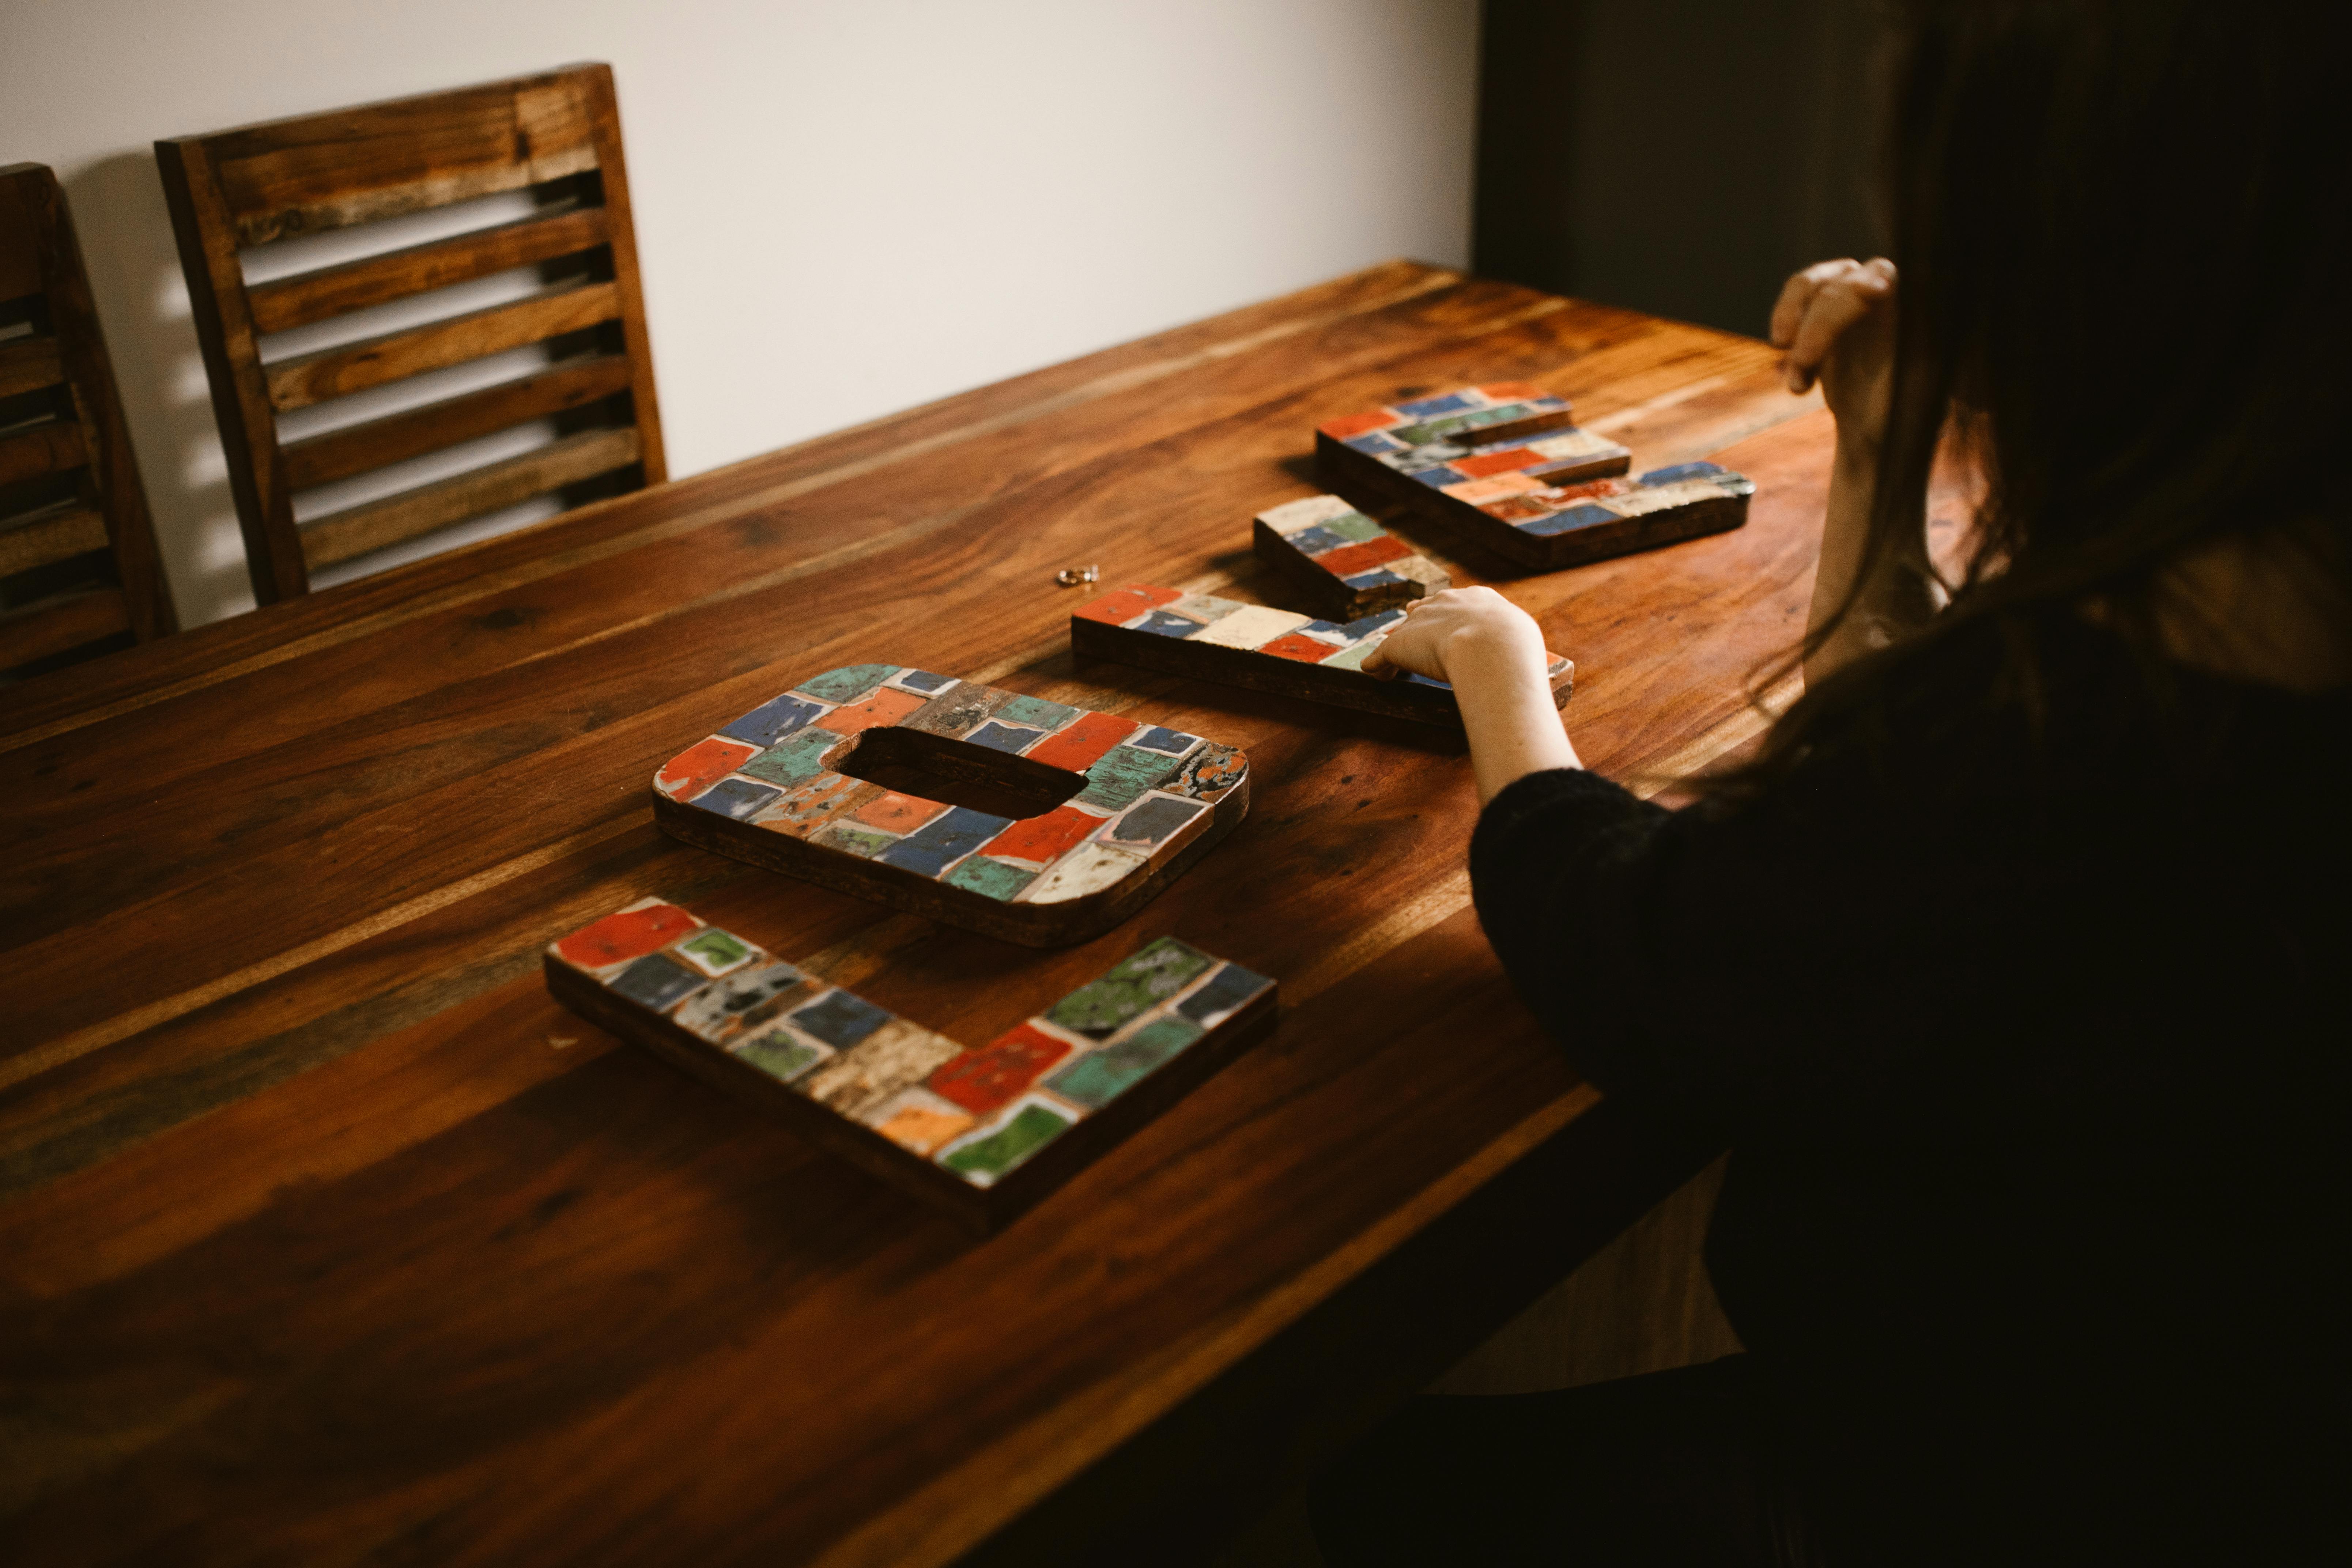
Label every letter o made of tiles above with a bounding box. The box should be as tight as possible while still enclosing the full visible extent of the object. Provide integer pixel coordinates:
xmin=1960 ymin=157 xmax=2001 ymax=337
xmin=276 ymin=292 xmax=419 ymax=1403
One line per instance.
xmin=651 ymin=664 xmax=1249 ymax=946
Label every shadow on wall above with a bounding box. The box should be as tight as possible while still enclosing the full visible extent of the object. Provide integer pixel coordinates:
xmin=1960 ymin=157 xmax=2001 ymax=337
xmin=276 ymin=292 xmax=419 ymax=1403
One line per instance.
xmin=64 ymin=152 xmax=249 ymax=625
xmin=1475 ymin=0 xmax=1884 ymax=339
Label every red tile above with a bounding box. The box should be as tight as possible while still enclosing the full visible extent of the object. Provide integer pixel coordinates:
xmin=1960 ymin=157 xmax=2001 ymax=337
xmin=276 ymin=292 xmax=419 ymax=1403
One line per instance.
xmin=555 ymin=902 xmax=699 ymax=970
xmin=1311 ymin=536 xmax=1411 ymax=578
xmin=1550 ymin=477 xmax=1635 ymax=503
xmin=655 ymin=736 xmax=756 ymax=801
xmin=1073 ymin=584 xmax=1183 ymax=626
xmin=1318 ymin=409 xmax=1402 ymax=439
xmin=854 ymin=791 xmax=948 ymax=833
xmin=1477 ymin=381 xmax=1551 ymax=402
xmin=814 ymin=685 xmax=928 ymax=733
xmin=928 ymin=1023 xmax=1073 ymax=1115
xmin=982 ymin=804 xmax=1105 ymax=865
xmin=1258 ymin=631 xmax=1343 ymax=664
xmin=1483 ymin=494 xmax=1561 ymax=522
xmin=1025 ymin=711 xmax=1136 ymax=771
xmin=1452 ymin=445 xmax=1543 ymax=479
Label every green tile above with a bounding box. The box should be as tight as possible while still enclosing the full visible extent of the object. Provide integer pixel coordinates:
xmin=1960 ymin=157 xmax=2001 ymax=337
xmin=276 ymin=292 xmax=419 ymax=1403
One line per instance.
xmin=996 ymin=695 xmax=1077 ymax=730
xmin=944 ymin=855 xmax=1037 ymax=902
xmin=678 ymin=928 xmax=751 ymax=971
xmin=740 ymin=730 xmax=840 ymax=786
xmin=1321 ymin=641 xmax=1379 ymax=672
xmin=1322 ymin=511 xmax=1386 ymax=543
xmin=1077 ymin=744 xmax=1182 ymax=812
xmin=797 ymin=664 xmax=899 ymax=703
xmin=1045 ymin=1016 xmax=1205 ymax=1108
xmin=941 ymin=1103 xmax=1071 ymax=1182
xmin=1046 ymin=937 xmax=1213 ymax=1035
xmin=734 ymin=1028 xmax=826 ymax=1084
xmin=815 ymin=823 xmax=894 ymax=858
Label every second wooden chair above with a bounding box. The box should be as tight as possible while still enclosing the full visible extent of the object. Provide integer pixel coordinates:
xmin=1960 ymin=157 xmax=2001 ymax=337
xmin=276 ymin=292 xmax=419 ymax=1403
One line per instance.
xmin=157 ymin=63 xmax=664 ymax=604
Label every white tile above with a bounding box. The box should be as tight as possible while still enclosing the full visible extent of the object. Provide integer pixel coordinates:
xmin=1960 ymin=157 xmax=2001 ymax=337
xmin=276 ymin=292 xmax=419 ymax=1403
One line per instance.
xmin=1190 ymin=604 xmax=1311 ymax=648
xmin=1020 ymin=841 xmax=1149 ymax=904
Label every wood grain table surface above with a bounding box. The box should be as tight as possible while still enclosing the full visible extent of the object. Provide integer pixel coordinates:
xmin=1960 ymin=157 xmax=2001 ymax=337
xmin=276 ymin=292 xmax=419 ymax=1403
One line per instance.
xmin=0 ymin=261 xmax=1832 ymax=1567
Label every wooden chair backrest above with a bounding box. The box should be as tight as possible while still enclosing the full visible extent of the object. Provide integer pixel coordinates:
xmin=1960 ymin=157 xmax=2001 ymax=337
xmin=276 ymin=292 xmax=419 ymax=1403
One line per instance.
xmin=156 ymin=64 xmax=664 ymax=604
xmin=0 ymin=162 xmax=176 ymax=677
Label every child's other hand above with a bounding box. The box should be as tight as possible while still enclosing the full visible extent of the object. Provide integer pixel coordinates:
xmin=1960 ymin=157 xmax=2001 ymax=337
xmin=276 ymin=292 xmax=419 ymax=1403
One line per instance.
xmin=1360 ymin=587 xmax=1547 ymax=685
xmin=1770 ymin=257 xmax=1896 ymax=454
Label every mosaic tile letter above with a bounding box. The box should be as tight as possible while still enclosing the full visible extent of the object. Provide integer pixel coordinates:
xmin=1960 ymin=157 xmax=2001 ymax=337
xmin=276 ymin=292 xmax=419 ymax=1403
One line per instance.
xmin=1251 ymin=494 xmax=1451 ymax=622
xmin=545 ymin=898 xmax=1278 ymax=1233
xmin=1314 ymin=384 xmax=1755 ymax=571
xmin=1071 ymin=585 xmax=1573 ymax=727
xmin=652 ymin=665 xmax=1251 ymax=947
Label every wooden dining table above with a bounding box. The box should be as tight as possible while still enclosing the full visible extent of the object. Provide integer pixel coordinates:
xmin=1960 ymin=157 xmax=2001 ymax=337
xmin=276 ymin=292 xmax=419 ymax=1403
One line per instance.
xmin=0 ymin=261 xmax=1834 ymax=1566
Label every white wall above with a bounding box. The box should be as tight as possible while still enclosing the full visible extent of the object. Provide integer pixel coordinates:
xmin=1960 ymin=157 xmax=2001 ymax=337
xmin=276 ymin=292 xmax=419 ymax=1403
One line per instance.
xmin=1 ymin=0 xmax=1479 ymax=626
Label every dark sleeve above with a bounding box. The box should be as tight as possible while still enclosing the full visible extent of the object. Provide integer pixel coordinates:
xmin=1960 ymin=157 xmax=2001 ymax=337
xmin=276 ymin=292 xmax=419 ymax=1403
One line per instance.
xmin=1468 ymin=766 xmax=1849 ymax=1127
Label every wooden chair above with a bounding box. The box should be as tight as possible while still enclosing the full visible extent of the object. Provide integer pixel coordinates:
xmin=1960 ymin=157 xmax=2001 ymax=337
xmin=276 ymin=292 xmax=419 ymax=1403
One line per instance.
xmin=156 ymin=64 xmax=664 ymax=604
xmin=0 ymin=163 xmax=177 ymax=676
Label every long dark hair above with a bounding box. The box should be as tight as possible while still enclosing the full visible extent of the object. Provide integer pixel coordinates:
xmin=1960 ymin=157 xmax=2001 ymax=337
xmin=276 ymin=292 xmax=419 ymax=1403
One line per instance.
xmin=1735 ymin=0 xmax=2352 ymax=785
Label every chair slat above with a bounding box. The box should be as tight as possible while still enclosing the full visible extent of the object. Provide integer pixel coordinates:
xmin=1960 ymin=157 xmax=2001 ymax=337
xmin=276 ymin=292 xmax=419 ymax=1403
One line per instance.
xmin=247 ymin=206 xmax=611 ymax=335
xmin=264 ymin=280 xmax=620 ymax=412
xmin=283 ymin=355 xmax=633 ymax=489
xmin=204 ymin=73 xmax=599 ymax=245
xmin=0 ymin=164 xmax=176 ymax=650
xmin=0 ymin=584 xmax=129 ymax=669
xmin=0 ymin=421 xmax=87 ymax=487
xmin=0 ymin=335 xmax=65 ymax=400
xmin=0 ymin=505 xmax=109 ymax=577
xmin=300 ymin=425 xmax=639 ymax=568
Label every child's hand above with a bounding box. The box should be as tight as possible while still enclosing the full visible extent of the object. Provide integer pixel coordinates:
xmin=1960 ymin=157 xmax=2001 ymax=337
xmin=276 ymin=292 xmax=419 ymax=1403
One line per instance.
xmin=1360 ymin=587 xmax=1548 ymax=684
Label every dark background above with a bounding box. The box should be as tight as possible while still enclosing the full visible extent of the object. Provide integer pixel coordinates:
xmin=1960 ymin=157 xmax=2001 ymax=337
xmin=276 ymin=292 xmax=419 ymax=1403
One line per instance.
xmin=1475 ymin=0 xmax=1886 ymax=339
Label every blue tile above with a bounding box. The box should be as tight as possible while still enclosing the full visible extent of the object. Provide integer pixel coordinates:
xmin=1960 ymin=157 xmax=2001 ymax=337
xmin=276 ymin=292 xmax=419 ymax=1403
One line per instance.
xmin=966 ymin=720 xmax=1046 ymax=754
xmin=1393 ymin=392 xmax=1473 ymax=417
xmin=1639 ymin=461 xmax=1724 ymax=485
xmin=789 ymin=989 xmax=892 ymax=1049
xmin=1409 ymin=465 xmax=1467 ymax=488
xmin=1401 ymin=672 xmax=1453 ymax=689
xmin=1519 ymin=503 xmax=1619 ymax=536
xmin=1341 ymin=569 xmax=1408 ymax=591
xmin=1283 ymin=525 xmax=1351 ymax=555
xmin=692 ymin=777 xmax=782 ymax=819
xmin=877 ymin=805 xmax=1015 ymax=877
xmin=1175 ymin=961 xmax=1271 ymax=1025
xmin=1134 ymin=610 xmax=1207 ymax=638
xmin=1298 ymin=619 xmax=1349 ymax=639
xmin=718 ymin=694 xmax=826 ymax=747
xmin=1102 ymin=794 xmax=1205 ymax=847
xmin=1130 ymin=726 xmax=1199 ymax=756
xmin=611 ymin=954 xmax=706 ymax=1012
xmin=1344 ymin=431 xmax=1404 ymax=454
xmin=1341 ymin=608 xmax=1408 ymax=639
xmin=895 ymin=669 xmax=958 ymax=693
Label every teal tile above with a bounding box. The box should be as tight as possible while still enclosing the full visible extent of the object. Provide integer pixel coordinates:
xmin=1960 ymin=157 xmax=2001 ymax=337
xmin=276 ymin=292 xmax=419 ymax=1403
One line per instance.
xmin=997 ymin=694 xmax=1078 ymax=730
xmin=1077 ymin=744 xmax=1182 ymax=811
xmin=1046 ymin=937 xmax=1213 ymax=1036
xmin=1045 ymin=1016 xmax=1206 ymax=1108
xmin=739 ymin=730 xmax=840 ymax=787
xmin=941 ymin=1103 xmax=1071 ymax=1182
xmin=944 ymin=855 xmax=1038 ymax=902
xmin=797 ymin=664 xmax=899 ymax=703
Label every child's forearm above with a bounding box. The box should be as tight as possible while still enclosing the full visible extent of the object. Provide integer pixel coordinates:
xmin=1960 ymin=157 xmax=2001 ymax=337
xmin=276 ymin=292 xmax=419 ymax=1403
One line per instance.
xmin=1446 ymin=630 xmax=1582 ymax=804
